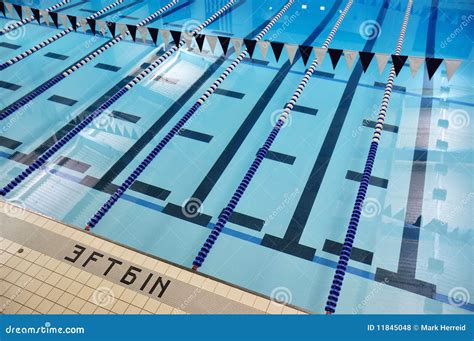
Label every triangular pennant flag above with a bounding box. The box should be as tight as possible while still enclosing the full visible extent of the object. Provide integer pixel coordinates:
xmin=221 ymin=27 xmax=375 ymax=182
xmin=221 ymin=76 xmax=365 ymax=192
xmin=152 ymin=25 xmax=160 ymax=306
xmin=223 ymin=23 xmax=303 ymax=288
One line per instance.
xmin=160 ymin=29 xmax=170 ymax=46
xmin=0 ymin=2 xmax=5 ymax=16
xmin=195 ymin=34 xmax=205 ymax=52
xmin=285 ymin=44 xmax=298 ymax=64
xmin=218 ymin=36 xmax=230 ymax=55
xmin=231 ymin=38 xmax=243 ymax=55
xmin=270 ymin=41 xmax=284 ymax=62
xmin=391 ymin=55 xmax=408 ymax=76
xmin=183 ymin=32 xmax=193 ymax=48
xmin=24 ymin=6 xmax=31 ymax=19
xmin=375 ymin=53 xmax=389 ymax=74
xmin=170 ymin=30 xmax=182 ymax=46
xmin=5 ymin=3 xmax=13 ymax=16
xmin=50 ymin=11 xmax=59 ymax=28
xmin=359 ymin=51 xmax=375 ymax=72
xmin=426 ymin=57 xmax=443 ymax=79
xmin=107 ymin=21 xmax=116 ymax=37
xmin=97 ymin=20 xmax=106 ymax=35
xmin=118 ymin=23 xmax=127 ymax=36
xmin=87 ymin=19 xmax=96 ymax=35
xmin=79 ymin=17 xmax=87 ymax=32
xmin=147 ymin=27 xmax=158 ymax=45
xmin=243 ymin=39 xmax=257 ymax=58
xmin=259 ymin=41 xmax=269 ymax=60
xmin=344 ymin=50 xmax=358 ymax=69
xmin=299 ymin=45 xmax=312 ymax=65
xmin=60 ymin=14 xmax=69 ymax=28
xmin=126 ymin=24 xmax=137 ymax=41
xmin=407 ymin=56 xmax=424 ymax=77
xmin=13 ymin=4 xmax=22 ymax=19
xmin=138 ymin=26 xmax=147 ymax=43
xmin=314 ymin=47 xmax=327 ymax=66
xmin=206 ymin=35 xmax=217 ymax=53
xmin=68 ymin=15 xmax=77 ymax=31
xmin=42 ymin=10 xmax=50 ymax=26
xmin=328 ymin=48 xmax=343 ymax=69
xmin=32 ymin=8 xmax=41 ymax=24
xmin=444 ymin=59 xmax=462 ymax=81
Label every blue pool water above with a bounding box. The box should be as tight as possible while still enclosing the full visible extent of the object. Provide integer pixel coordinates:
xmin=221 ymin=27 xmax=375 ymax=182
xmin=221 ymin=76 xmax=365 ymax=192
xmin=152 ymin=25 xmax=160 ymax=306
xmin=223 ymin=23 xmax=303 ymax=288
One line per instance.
xmin=1 ymin=0 xmax=473 ymax=314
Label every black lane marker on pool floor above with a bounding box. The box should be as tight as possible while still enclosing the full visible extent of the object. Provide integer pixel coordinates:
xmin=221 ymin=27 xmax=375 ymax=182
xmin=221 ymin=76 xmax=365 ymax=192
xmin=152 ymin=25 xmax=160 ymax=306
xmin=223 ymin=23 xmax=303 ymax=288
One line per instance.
xmin=47 ymin=95 xmax=78 ymax=106
xmin=287 ymin=104 xmax=318 ymax=116
xmin=345 ymin=170 xmax=389 ymax=188
xmin=0 ymin=81 xmax=21 ymax=91
xmin=375 ymin=0 xmax=438 ymax=299
xmin=363 ymin=119 xmax=399 ymax=133
xmin=55 ymin=156 xmax=91 ymax=173
xmin=0 ymin=42 xmax=21 ymax=50
xmin=44 ymin=52 xmax=69 ymax=60
xmin=261 ymin=1 xmax=389 ymax=261
xmin=0 ymin=136 xmax=22 ymax=150
xmin=178 ymin=129 xmax=213 ymax=143
xmin=314 ymin=70 xmax=335 ymax=78
xmin=228 ymin=211 xmax=265 ymax=232
xmin=374 ymin=81 xmax=406 ymax=92
xmin=214 ymin=88 xmax=245 ymax=99
xmin=264 ymin=150 xmax=296 ymax=165
xmin=95 ymin=63 xmax=121 ymax=72
xmin=110 ymin=110 xmax=141 ymax=123
xmin=322 ymin=239 xmax=373 ymax=265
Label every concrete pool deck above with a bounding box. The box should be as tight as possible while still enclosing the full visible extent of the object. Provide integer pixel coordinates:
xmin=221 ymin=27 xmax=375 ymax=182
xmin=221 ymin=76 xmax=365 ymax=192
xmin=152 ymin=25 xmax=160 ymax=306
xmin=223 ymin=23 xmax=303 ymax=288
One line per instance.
xmin=0 ymin=200 xmax=308 ymax=315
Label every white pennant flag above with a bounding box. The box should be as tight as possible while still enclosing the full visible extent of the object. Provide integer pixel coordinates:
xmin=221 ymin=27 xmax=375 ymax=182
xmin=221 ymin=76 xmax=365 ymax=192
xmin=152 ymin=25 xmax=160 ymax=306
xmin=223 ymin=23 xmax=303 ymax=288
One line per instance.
xmin=314 ymin=47 xmax=327 ymax=66
xmin=41 ymin=10 xmax=49 ymax=26
xmin=24 ymin=6 xmax=31 ymax=19
xmin=183 ymin=33 xmax=193 ymax=48
xmin=79 ymin=17 xmax=87 ymax=32
xmin=444 ymin=59 xmax=462 ymax=81
xmin=407 ymin=56 xmax=424 ymax=77
xmin=160 ymin=29 xmax=170 ymax=47
xmin=374 ymin=53 xmax=390 ymax=74
xmin=285 ymin=44 xmax=298 ymax=64
xmin=118 ymin=23 xmax=127 ymax=37
xmin=60 ymin=14 xmax=69 ymax=29
xmin=138 ymin=26 xmax=147 ymax=43
xmin=6 ymin=3 xmax=14 ymax=16
xmin=344 ymin=50 xmax=357 ymax=69
xmin=259 ymin=41 xmax=270 ymax=60
xmin=231 ymin=38 xmax=243 ymax=55
xmin=206 ymin=35 xmax=217 ymax=53
xmin=97 ymin=20 xmax=107 ymax=35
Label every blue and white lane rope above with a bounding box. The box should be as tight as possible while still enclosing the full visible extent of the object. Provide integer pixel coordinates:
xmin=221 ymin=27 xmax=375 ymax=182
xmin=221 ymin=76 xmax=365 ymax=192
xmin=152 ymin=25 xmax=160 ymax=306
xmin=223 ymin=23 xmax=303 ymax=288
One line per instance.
xmin=0 ymin=0 xmax=127 ymax=70
xmin=85 ymin=0 xmax=296 ymax=230
xmin=0 ymin=0 xmax=238 ymax=196
xmin=192 ymin=0 xmax=354 ymax=270
xmin=0 ymin=0 xmax=71 ymax=35
xmin=325 ymin=0 xmax=412 ymax=315
xmin=0 ymin=0 xmax=180 ymax=120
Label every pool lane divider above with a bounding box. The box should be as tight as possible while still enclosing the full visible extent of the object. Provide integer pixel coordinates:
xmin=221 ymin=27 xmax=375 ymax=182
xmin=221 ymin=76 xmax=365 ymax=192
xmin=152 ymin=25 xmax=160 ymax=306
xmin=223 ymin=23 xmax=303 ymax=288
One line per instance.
xmin=0 ymin=0 xmax=128 ymax=70
xmin=0 ymin=0 xmax=239 ymax=196
xmin=0 ymin=0 xmax=71 ymax=35
xmin=84 ymin=0 xmax=297 ymax=230
xmin=0 ymin=0 xmax=180 ymax=121
xmin=324 ymin=0 xmax=413 ymax=315
xmin=190 ymin=0 xmax=354 ymax=270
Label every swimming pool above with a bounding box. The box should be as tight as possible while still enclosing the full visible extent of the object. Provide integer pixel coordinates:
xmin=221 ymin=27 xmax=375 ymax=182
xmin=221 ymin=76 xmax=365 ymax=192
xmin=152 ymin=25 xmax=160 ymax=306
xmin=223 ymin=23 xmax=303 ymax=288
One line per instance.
xmin=1 ymin=0 xmax=472 ymax=314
